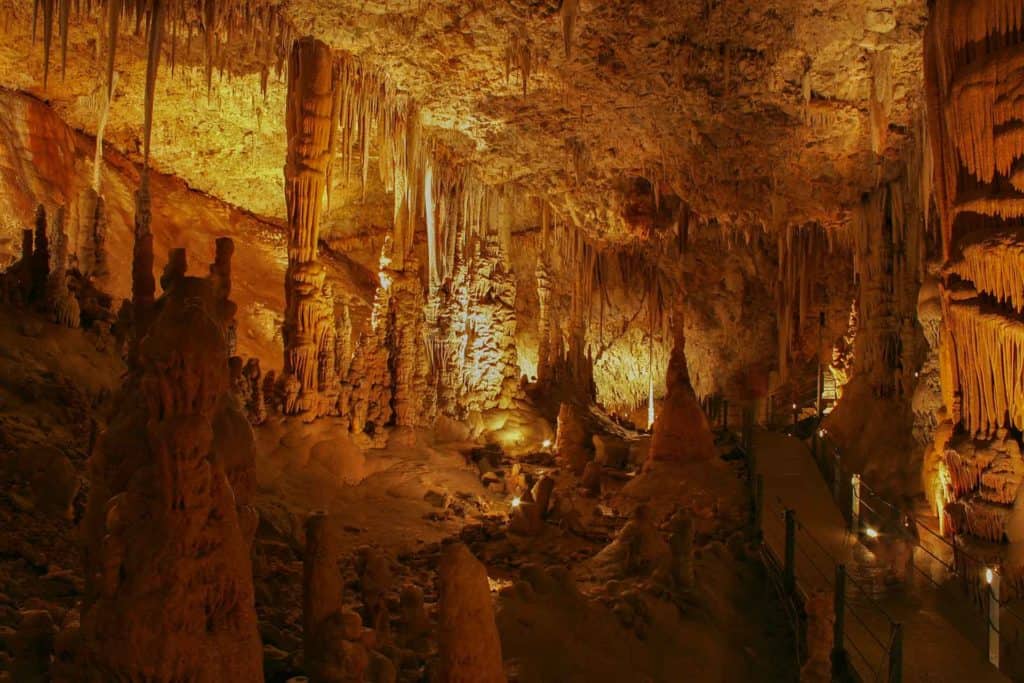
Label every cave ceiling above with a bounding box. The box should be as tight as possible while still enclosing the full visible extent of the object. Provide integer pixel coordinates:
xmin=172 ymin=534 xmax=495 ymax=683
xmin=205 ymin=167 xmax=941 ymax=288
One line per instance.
xmin=0 ymin=0 xmax=926 ymax=242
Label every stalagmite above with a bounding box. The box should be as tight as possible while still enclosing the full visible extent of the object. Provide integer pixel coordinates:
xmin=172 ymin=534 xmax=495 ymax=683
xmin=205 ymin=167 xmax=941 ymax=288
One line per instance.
xmin=303 ymin=511 xmax=344 ymax=683
xmin=282 ymin=37 xmax=339 ymax=416
xmin=130 ymin=175 xmax=156 ymax=355
xmin=437 ymin=543 xmax=507 ymax=683
xmin=45 ymin=206 xmax=80 ymax=328
xmin=76 ymin=188 xmax=108 ymax=279
xmin=78 ymin=247 xmax=263 ymax=681
xmin=30 ymin=205 xmax=49 ymax=304
xmin=555 ymin=402 xmax=590 ymax=475
xmin=646 ymin=310 xmax=717 ymax=467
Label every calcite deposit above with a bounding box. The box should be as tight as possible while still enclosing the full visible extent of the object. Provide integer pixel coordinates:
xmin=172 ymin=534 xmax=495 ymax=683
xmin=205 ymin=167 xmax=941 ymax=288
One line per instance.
xmin=3 ymin=1 xmax=1024 ymax=681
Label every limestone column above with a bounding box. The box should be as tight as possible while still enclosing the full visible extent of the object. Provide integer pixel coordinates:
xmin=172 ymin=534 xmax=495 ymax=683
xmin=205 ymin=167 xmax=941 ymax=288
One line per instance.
xmin=535 ymin=257 xmax=552 ymax=385
xmin=283 ymin=36 xmax=338 ymax=416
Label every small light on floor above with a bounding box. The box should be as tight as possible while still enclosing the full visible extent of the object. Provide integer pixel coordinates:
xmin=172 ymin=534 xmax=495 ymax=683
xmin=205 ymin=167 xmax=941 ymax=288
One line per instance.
xmin=864 ymin=527 xmax=879 ymax=539
xmin=511 ymin=496 xmax=521 ymax=509
xmin=986 ymin=568 xmax=994 ymax=585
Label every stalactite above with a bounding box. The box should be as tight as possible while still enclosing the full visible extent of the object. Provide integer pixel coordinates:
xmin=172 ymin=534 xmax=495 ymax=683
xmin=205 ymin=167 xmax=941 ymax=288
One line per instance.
xmin=775 ymin=223 xmax=828 ymax=382
xmin=105 ymin=0 xmax=120 ymax=99
xmin=41 ymin=0 xmax=54 ymax=88
xmin=93 ymin=71 xmax=118 ymax=191
xmin=868 ymin=49 xmax=892 ymax=155
xmin=141 ymin=0 xmax=164 ymax=169
xmin=561 ymin=0 xmax=580 ymax=59
xmin=58 ymin=0 xmax=69 ymax=80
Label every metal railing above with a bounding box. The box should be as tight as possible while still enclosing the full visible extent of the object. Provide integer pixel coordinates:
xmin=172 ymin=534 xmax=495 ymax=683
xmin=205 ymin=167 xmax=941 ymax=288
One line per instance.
xmin=755 ymin=486 xmax=901 ymax=681
xmin=810 ymin=429 xmax=1024 ymax=678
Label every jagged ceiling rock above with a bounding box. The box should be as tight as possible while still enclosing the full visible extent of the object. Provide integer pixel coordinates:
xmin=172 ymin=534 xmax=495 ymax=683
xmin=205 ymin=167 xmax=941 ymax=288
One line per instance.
xmin=0 ymin=0 xmax=926 ymax=241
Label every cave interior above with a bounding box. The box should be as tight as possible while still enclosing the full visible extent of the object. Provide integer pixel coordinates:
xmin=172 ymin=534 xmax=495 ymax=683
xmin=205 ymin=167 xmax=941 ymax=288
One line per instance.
xmin=1 ymin=1 xmax=1023 ymax=682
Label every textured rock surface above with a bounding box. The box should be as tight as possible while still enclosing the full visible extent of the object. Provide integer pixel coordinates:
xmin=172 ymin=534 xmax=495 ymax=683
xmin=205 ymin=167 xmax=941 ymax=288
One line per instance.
xmin=78 ymin=244 xmax=263 ymax=681
xmin=437 ymin=543 xmax=506 ymax=683
xmin=0 ymin=1 xmax=928 ymax=244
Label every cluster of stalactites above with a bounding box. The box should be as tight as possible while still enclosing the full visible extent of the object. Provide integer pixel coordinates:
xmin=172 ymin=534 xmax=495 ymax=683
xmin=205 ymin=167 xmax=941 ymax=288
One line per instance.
xmin=24 ymin=0 xmax=291 ymax=96
xmin=775 ymin=222 xmax=831 ymax=382
xmin=943 ymin=293 xmax=1024 ymax=437
xmin=925 ymin=0 xmax=1024 ymax=256
xmin=848 ymin=174 xmax=927 ymax=398
xmin=928 ymin=0 xmax=1024 ymax=100
xmin=948 ymin=233 xmax=1024 ymax=314
xmin=533 ymin=201 xmax=678 ymax=410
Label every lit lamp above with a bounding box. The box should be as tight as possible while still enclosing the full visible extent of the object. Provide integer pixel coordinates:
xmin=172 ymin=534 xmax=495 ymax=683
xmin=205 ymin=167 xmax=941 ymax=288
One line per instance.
xmin=864 ymin=526 xmax=879 ymax=539
xmin=510 ymin=496 xmax=522 ymax=509
xmin=542 ymin=439 xmax=552 ymax=450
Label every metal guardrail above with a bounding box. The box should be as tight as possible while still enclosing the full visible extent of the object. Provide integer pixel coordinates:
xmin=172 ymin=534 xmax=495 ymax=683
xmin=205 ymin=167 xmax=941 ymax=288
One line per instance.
xmin=758 ymin=489 xmax=899 ymax=682
xmin=810 ymin=429 xmax=1024 ymax=678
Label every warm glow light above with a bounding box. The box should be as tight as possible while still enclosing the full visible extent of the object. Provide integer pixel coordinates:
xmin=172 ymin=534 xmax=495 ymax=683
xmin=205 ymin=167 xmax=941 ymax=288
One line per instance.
xmin=542 ymin=439 xmax=552 ymax=449
xmin=511 ymin=497 xmax=521 ymax=509
xmin=986 ymin=568 xmax=994 ymax=585
xmin=818 ymin=428 xmax=826 ymax=438
xmin=865 ymin=527 xmax=879 ymax=539
xmin=792 ymin=403 xmax=798 ymax=410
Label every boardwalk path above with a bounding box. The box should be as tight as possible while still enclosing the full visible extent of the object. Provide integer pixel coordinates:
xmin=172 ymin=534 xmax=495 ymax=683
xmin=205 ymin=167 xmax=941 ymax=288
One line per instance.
xmin=754 ymin=430 xmax=1007 ymax=682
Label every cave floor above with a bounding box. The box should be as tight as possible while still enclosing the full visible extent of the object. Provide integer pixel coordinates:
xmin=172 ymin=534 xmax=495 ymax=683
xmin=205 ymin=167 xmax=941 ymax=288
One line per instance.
xmin=755 ymin=430 xmax=1009 ymax=682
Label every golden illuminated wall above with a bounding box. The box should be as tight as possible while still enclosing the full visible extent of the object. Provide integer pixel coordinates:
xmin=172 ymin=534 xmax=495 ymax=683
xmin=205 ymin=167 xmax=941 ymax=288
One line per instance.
xmin=926 ymin=0 xmax=1024 ymax=438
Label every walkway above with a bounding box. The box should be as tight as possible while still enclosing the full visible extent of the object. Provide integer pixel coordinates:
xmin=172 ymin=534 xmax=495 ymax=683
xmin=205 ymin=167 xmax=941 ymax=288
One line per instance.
xmin=754 ymin=429 xmax=1007 ymax=682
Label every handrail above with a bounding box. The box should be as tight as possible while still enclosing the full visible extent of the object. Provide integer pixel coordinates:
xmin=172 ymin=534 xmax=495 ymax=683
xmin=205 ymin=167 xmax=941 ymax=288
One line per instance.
xmin=809 ymin=426 xmax=1023 ymax=677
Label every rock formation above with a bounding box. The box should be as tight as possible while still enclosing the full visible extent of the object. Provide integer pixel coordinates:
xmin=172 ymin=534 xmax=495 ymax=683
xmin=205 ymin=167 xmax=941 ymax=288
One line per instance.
xmin=45 ymin=207 xmax=80 ymax=328
xmin=646 ymin=319 xmax=716 ymax=467
xmin=555 ymin=402 xmax=590 ymax=475
xmin=924 ymin=0 xmax=1024 ymax=539
xmin=76 ymin=235 xmax=263 ymax=681
xmin=437 ymin=543 xmax=507 ymax=683
xmin=282 ymin=36 xmax=339 ymax=417
xmin=303 ymin=511 xmax=345 ymax=682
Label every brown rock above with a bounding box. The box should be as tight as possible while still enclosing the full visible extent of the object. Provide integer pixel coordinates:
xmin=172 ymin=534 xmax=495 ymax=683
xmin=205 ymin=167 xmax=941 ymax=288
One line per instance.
xmin=437 ymin=543 xmax=507 ymax=683
xmin=555 ymin=402 xmax=590 ymax=475
xmin=10 ymin=609 xmax=55 ymax=683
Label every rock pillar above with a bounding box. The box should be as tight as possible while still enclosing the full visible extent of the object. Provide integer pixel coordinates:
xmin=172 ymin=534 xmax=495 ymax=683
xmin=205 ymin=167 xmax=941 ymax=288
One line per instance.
xmin=283 ymin=36 xmax=338 ymax=416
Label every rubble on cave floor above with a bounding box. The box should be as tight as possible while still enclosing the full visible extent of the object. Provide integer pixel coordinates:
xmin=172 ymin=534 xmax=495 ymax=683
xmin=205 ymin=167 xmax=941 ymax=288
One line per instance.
xmin=0 ymin=289 xmax=793 ymax=682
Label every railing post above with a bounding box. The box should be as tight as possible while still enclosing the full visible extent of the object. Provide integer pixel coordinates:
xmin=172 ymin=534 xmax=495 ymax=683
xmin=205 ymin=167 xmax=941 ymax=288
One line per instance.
xmin=989 ymin=569 xmax=1001 ymax=669
xmin=723 ymin=399 xmax=729 ymax=431
xmin=753 ymin=474 xmax=764 ymax=542
xmin=742 ymin=404 xmax=753 ymax=453
xmin=784 ymin=509 xmax=796 ymax=594
xmin=833 ymin=449 xmax=842 ymax=503
xmin=851 ymin=473 xmax=861 ymax=533
xmin=888 ymin=622 xmax=903 ymax=683
xmin=832 ymin=564 xmax=847 ymax=677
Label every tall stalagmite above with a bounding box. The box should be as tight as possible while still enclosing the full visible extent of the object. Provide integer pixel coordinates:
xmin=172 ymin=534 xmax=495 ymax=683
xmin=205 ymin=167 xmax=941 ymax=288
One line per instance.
xmin=437 ymin=543 xmax=507 ymax=683
xmin=78 ymin=244 xmax=263 ymax=681
xmin=283 ymin=37 xmax=339 ymax=416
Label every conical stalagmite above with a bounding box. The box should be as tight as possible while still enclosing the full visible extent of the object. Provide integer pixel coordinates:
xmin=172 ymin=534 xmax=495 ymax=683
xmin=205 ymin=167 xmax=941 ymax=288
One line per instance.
xmin=437 ymin=543 xmax=507 ymax=683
